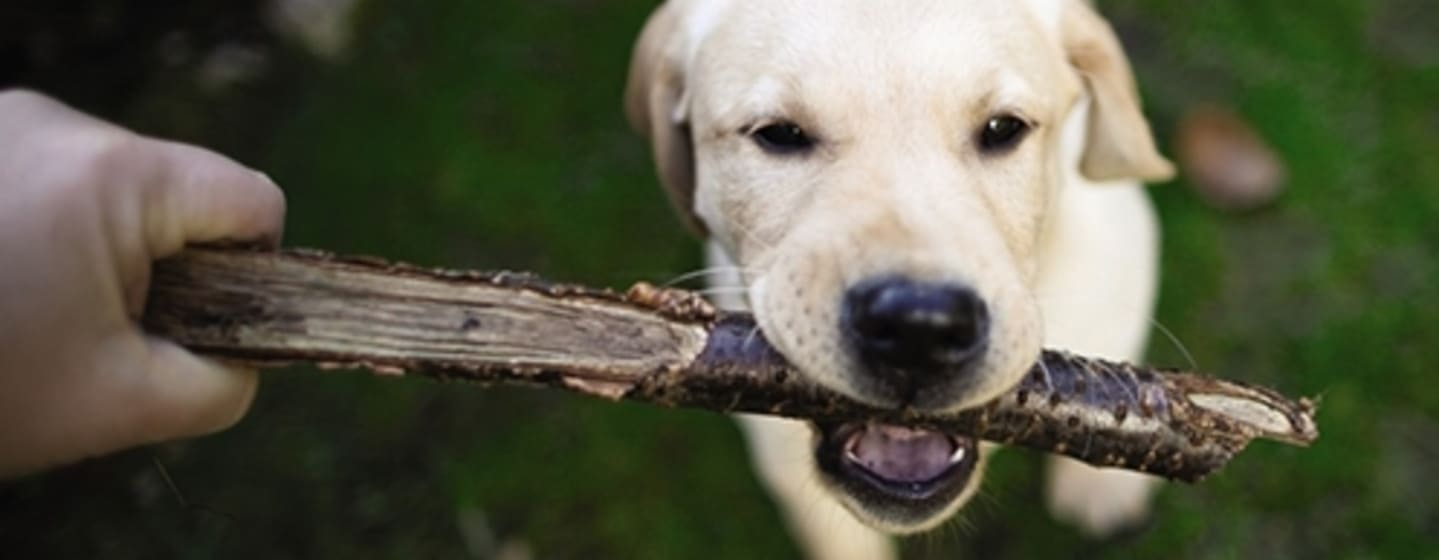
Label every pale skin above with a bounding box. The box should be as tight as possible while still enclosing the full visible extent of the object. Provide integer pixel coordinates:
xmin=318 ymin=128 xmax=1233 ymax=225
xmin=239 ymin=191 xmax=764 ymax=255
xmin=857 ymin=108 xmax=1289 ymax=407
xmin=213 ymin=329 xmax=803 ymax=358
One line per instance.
xmin=0 ymin=89 xmax=286 ymax=478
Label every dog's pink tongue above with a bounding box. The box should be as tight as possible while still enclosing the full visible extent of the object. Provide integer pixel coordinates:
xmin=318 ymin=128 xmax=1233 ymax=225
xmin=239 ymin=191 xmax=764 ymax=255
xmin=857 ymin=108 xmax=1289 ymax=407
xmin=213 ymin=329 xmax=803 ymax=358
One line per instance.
xmin=849 ymin=425 xmax=956 ymax=482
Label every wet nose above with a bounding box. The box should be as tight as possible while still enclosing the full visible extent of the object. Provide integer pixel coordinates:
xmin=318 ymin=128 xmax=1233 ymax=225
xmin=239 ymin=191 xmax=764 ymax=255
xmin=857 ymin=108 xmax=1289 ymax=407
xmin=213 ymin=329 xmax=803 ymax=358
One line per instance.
xmin=841 ymin=277 xmax=990 ymax=393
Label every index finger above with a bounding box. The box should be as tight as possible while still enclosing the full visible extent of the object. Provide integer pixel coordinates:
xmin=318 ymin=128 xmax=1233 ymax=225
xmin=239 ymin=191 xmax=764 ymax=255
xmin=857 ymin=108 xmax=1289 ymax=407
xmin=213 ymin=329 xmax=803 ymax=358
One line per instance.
xmin=144 ymin=139 xmax=287 ymax=257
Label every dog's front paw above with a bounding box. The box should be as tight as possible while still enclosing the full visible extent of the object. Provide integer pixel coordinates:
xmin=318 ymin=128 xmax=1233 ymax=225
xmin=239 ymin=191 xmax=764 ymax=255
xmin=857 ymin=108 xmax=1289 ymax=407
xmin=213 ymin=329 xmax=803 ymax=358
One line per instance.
xmin=1045 ymin=455 xmax=1159 ymax=538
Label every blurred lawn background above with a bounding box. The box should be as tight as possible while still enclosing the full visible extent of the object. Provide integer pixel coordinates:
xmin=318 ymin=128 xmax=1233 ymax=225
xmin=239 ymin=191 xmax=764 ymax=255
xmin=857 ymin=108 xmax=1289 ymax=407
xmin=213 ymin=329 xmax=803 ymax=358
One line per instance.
xmin=2 ymin=0 xmax=1437 ymax=557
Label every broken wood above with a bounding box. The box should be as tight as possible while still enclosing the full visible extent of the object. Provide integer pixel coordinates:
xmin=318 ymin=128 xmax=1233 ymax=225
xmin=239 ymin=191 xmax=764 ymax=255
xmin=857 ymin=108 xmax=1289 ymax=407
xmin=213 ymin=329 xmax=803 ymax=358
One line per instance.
xmin=141 ymin=246 xmax=1318 ymax=482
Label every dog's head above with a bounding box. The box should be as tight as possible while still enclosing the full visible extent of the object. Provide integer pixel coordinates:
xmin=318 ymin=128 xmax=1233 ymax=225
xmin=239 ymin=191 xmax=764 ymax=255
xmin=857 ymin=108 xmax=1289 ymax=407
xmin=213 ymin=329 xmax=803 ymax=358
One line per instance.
xmin=626 ymin=0 xmax=1171 ymax=533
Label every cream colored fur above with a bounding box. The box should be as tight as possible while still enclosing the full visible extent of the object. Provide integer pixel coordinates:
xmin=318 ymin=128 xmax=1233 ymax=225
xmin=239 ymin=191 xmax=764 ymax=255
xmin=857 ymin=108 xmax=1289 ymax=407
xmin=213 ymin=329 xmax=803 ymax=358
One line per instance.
xmin=626 ymin=0 xmax=1173 ymax=557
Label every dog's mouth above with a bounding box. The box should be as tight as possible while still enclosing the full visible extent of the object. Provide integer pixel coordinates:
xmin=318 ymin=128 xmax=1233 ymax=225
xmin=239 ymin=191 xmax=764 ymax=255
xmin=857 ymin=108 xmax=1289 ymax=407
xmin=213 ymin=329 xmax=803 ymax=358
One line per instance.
xmin=814 ymin=421 xmax=979 ymax=525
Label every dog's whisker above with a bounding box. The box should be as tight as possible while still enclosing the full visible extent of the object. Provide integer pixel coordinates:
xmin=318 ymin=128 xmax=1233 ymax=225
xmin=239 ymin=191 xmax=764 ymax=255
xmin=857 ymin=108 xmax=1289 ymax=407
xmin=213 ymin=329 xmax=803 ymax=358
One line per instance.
xmin=1149 ymin=318 xmax=1199 ymax=371
xmin=728 ymin=221 xmax=775 ymax=253
xmin=659 ymin=265 xmax=753 ymax=287
xmin=1036 ymin=357 xmax=1055 ymax=391
xmin=741 ymin=323 xmax=763 ymax=349
xmin=926 ymin=512 xmax=967 ymax=556
xmin=688 ymin=286 xmax=751 ymax=296
xmin=1030 ymin=295 xmax=1196 ymax=370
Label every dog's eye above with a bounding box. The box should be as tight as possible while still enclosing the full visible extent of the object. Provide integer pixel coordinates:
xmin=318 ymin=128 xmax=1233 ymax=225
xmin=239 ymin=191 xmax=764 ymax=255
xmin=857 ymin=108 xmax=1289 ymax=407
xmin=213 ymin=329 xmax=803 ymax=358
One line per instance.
xmin=751 ymin=122 xmax=815 ymax=154
xmin=978 ymin=115 xmax=1031 ymax=153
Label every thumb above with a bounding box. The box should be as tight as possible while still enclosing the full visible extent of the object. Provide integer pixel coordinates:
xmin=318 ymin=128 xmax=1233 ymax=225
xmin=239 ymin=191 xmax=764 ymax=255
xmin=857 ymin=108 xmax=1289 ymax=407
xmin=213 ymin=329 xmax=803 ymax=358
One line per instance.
xmin=131 ymin=336 xmax=260 ymax=443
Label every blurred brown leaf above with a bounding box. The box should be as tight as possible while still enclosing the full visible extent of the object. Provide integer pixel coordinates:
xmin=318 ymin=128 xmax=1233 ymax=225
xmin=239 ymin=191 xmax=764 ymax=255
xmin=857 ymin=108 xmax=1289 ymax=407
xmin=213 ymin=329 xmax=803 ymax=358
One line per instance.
xmin=1175 ymin=104 xmax=1288 ymax=212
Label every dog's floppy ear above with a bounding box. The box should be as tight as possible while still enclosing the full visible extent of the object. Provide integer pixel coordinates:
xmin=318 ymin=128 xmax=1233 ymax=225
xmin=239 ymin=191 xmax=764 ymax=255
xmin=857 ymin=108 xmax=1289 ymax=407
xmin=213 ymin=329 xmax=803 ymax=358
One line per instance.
xmin=625 ymin=2 xmax=706 ymax=235
xmin=1060 ymin=1 xmax=1175 ymax=182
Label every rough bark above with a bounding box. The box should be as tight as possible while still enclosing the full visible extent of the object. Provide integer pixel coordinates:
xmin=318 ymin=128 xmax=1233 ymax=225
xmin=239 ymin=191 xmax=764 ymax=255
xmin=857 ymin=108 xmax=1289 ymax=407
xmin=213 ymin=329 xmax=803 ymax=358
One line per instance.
xmin=142 ymin=246 xmax=1318 ymax=482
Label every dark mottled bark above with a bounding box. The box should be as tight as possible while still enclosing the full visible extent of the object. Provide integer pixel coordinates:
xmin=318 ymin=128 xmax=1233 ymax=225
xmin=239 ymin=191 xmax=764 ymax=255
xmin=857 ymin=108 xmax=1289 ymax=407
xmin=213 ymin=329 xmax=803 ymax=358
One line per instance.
xmin=142 ymin=246 xmax=1318 ymax=482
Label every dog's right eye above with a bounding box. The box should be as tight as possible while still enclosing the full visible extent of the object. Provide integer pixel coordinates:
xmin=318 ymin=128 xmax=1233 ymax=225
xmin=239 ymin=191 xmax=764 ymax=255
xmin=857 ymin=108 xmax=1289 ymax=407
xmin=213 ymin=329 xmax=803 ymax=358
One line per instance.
xmin=751 ymin=122 xmax=815 ymax=155
xmin=977 ymin=114 xmax=1031 ymax=153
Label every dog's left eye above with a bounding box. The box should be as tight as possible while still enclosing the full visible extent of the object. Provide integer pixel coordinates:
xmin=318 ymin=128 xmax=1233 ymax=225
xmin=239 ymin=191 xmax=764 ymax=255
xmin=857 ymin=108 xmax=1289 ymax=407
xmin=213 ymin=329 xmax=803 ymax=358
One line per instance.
xmin=977 ymin=115 xmax=1031 ymax=153
xmin=751 ymin=121 xmax=815 ymax=155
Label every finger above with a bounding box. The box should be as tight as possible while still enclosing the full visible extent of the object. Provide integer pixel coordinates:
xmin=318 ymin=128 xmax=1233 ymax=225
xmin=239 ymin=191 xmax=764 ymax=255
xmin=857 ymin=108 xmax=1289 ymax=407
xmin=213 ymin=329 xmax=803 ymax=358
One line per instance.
xmin=129 ymin=336 xmax=261 ymax=443
xmin=145 ymin=140 xmax=287 ymax=258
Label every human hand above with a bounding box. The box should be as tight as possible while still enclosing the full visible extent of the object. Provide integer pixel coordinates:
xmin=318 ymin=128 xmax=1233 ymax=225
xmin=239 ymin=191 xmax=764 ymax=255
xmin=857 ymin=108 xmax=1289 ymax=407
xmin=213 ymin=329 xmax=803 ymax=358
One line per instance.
xmin=0 ymin=90 xmax=286 ymax=477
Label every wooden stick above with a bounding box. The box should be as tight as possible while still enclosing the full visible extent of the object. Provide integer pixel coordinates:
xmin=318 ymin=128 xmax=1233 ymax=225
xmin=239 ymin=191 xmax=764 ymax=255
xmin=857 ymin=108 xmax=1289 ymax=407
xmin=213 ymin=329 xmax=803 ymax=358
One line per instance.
xmin=141 ymin=246 xmax=1318 ymax=482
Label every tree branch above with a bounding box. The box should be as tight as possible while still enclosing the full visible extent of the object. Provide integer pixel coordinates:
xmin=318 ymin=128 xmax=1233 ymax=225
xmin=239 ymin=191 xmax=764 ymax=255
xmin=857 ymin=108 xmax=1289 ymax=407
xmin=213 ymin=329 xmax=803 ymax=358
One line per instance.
xmin=142 ymin=246 xmax=1318 ymax=482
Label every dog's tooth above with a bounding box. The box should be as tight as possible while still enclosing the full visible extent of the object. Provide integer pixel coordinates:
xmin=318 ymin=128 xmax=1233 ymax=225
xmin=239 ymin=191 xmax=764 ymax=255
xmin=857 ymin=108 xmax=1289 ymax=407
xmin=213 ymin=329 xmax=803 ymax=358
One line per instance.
xmin=949 ymin=445 xmax=966 ymax=464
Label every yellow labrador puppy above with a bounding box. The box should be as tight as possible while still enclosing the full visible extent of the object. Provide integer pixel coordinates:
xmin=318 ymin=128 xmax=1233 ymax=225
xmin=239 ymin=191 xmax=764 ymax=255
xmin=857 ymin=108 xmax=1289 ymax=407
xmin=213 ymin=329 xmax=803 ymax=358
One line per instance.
xmin=626 ymin=1 xmax=1174 ymax=557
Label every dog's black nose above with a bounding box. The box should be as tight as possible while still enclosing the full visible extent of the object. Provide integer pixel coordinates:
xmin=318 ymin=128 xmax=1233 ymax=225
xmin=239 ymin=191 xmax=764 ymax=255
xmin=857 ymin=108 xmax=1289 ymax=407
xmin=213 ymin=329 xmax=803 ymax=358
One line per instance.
xmin=842 ymin=277 xmax=989 ymax=393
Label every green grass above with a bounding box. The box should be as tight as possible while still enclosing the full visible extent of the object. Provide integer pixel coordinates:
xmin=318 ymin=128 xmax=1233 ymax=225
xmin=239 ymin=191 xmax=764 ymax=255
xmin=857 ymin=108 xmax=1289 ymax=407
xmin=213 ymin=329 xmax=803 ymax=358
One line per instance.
xmin=3 ymin=0 xmax=1437 ymax=557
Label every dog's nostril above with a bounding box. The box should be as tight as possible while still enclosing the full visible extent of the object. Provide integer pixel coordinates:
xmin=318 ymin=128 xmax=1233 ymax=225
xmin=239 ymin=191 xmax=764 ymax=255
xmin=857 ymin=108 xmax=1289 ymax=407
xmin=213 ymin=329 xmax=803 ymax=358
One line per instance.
xmin=938 ymin=324 xmax=981 ymax=352
xmin=842 ymin=277 xmax=990 ymax=386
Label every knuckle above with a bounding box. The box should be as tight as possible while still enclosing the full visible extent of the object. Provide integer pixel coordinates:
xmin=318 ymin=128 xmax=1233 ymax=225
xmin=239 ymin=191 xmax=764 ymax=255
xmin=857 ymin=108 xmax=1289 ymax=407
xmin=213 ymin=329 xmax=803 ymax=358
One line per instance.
xmin=41 ymin=128 xmax=150 ymax=194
